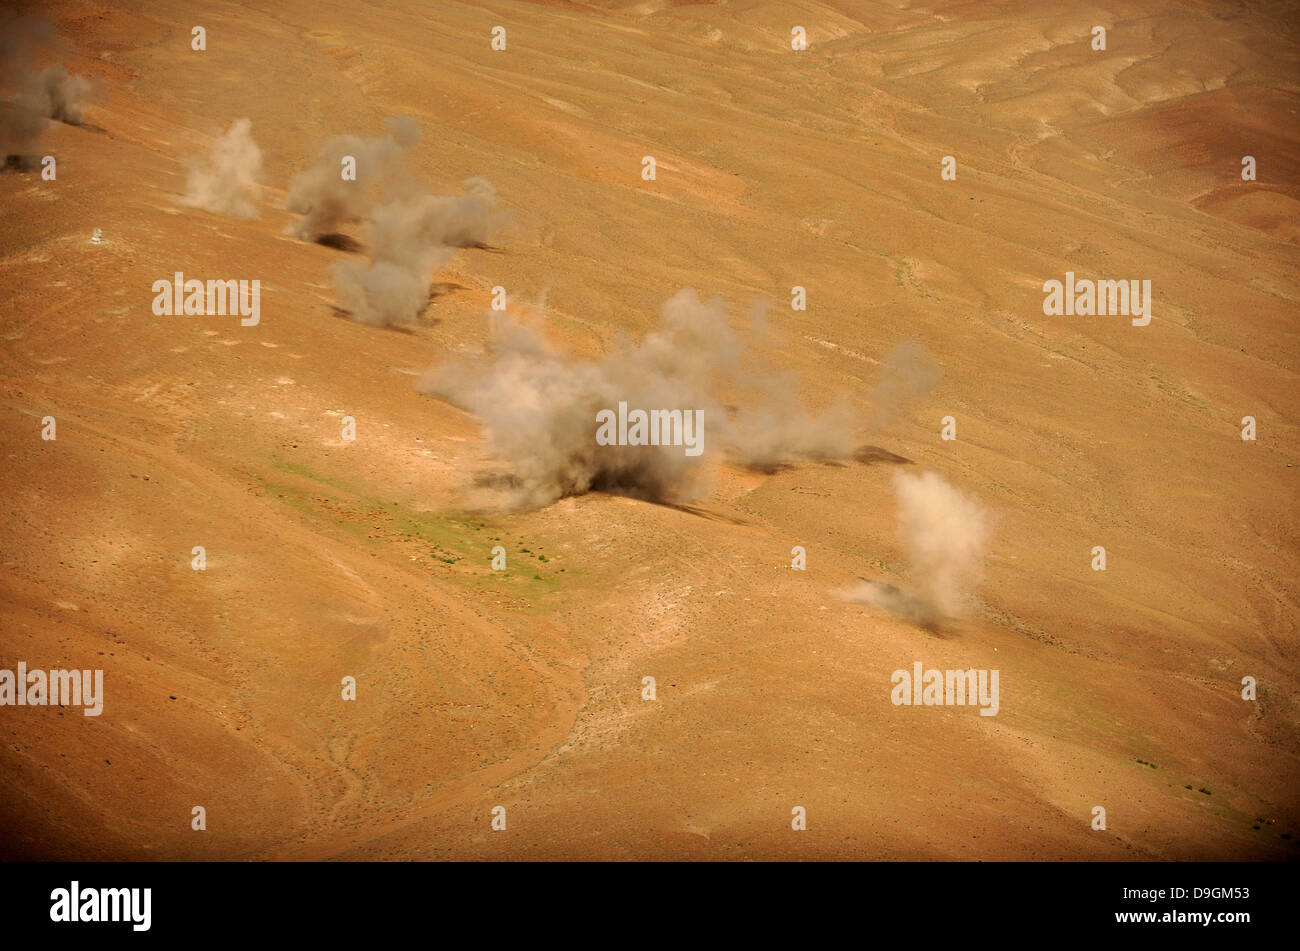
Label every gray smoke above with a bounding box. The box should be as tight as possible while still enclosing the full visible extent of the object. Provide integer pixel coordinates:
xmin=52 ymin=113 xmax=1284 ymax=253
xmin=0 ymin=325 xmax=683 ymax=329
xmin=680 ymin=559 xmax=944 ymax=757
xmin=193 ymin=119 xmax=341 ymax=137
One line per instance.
xmin=287 ymin=119 xmax=505 ymax=326
xmin=840 ymin=470 xmax=991 ymax=627
xmin=729 ymin=389 xmax=854 ymax=470
xmin=284 ymin=117 xmax=421 ymax=241
xmin=182 ymin=118 xmax=262 ymax=218
xmin=729 ymin=305 xmax=855 ymax=468
xmin=333 ymin=178 xmax=505 ymax=326
xmin=332 ymin=256 xmax=446 ymax=328
xmin=419 ymin=289 xmax=858 ymax=507
xmin=16 ymin=61 xmax=90 ymax=126
xmin=870 ymin=340 xmax=942 ymax=429
xmin=0 ymin=17 xmax=94 ymax=161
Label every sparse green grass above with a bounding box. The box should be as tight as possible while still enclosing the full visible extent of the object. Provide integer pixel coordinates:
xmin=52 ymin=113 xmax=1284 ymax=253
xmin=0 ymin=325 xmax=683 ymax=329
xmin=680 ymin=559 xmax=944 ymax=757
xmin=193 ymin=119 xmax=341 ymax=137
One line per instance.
xmin=256 ymin=458 xmax=574 ymax=607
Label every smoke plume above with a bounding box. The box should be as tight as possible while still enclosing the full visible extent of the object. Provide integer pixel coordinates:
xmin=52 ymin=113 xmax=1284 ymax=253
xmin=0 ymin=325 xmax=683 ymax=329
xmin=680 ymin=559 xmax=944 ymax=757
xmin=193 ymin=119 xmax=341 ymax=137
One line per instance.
xmin=840 ymin=470 xmax=991 ymax=627
xmin=1 ymin=17 xmax=94 ymax=162
xmin=870 ymin=340 xmax=942 ymax=429
xmin=287 ymin=119 xmax=505 ymax=326
xmin=182 ymin=118 xmax=262 ymax=218
xmin=284 ymin=116 xmax=421 ymax=241
xmin=333 ymin=178 xmax=505 ymax=326
xmin=419 ymin=289 xmax=858 ymax=507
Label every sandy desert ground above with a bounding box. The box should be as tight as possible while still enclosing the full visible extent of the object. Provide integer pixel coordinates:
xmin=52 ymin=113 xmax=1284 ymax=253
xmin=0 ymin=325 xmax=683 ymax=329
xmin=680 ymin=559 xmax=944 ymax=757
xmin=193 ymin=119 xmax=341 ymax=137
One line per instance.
xmin=0 ymin=0 xmax=1297 ymax=860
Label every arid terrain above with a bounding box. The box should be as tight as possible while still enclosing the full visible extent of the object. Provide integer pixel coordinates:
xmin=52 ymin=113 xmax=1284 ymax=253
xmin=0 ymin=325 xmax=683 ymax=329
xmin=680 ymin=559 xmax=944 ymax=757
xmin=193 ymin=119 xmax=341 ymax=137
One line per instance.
xmin=1 ymin=0 xmax=1297 ymax=860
